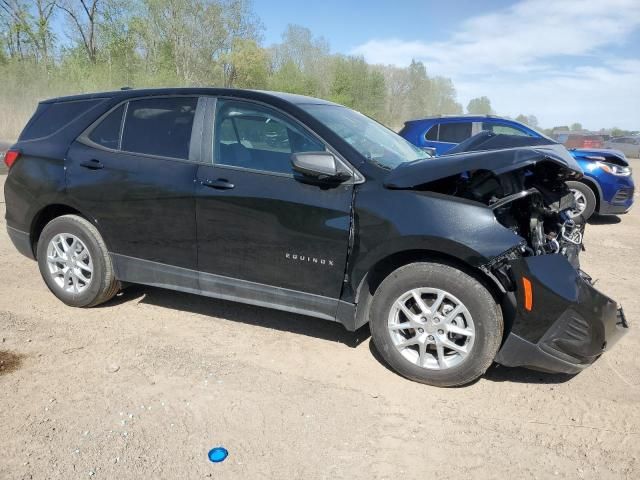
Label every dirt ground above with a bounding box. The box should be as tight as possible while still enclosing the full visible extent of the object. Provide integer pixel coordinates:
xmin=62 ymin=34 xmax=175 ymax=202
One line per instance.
xmin=1 ymin=167 xmax=639 ymax=480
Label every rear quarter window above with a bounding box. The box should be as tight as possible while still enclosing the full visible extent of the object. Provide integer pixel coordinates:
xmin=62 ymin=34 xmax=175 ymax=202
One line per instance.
xmin=20 ymin=99 xmax=104 ymax=141
xmin=88 ymin=105 xmax=125 ymax=149
xmin=425 ymin=125 xmax=438 ymax=140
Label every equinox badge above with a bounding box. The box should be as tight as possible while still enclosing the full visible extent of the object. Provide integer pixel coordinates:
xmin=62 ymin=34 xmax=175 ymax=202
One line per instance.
xmin=285 ymin=252 xmax=334 ymax=267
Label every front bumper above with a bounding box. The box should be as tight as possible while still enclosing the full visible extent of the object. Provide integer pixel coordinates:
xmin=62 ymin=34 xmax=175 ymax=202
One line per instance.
xmin=494 ymin=254 xmax=629 ymax=374
xmin=597 ymin=175 xmax=634 ymax=215
xmin=598 ymin=187 xmax=634 ymax=215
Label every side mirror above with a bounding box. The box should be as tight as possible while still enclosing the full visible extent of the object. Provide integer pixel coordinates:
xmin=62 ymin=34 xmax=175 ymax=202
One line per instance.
xmin=421 ymin=147 xmax=437 ymax=157
xmin=291 ymin=152 xmax=350 ymax=181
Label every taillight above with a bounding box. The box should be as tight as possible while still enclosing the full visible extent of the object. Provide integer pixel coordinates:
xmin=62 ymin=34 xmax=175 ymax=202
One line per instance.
xmin=4 ymin=150 xmax=20 ymax=169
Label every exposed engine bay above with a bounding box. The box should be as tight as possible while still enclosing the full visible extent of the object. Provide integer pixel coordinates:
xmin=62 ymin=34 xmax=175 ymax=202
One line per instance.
xmin=443 ymin=161 xmax=584 ymax=267
xmin=384 ymin=137 xmax=588 ymax=269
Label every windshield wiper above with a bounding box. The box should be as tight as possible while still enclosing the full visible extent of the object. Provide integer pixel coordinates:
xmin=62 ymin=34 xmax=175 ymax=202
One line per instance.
xmin=366 ymin=156 xmax=392 ymax=170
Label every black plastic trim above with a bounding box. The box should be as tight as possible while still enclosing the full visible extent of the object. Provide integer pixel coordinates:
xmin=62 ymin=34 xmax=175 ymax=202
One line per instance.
xmin=6 ymin=226 xmax=34 ymax=260
xmin=111 ymin=253 xmax=357 ymax=328
xmin=494 ymin=332 xmax=587 ymax=374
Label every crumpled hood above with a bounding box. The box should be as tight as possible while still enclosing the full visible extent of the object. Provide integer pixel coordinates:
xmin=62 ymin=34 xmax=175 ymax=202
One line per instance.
xmin=385 ymin=135 xmax=583 ymax=189
xmin=570 ymin=148 xmax=629 ymax=166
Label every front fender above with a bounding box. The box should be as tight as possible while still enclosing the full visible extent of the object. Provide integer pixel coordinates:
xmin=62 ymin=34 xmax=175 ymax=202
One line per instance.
xmin=348 ymin=184 xmax=523 ymax=298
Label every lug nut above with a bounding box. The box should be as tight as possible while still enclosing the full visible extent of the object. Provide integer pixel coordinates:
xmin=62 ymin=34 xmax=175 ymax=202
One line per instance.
xmin=438 ymin=329 xmax=444 ymax=335
xmin=418 ymin=328 xmax=424 ymax=333
xmin=428 ymin=335 xmax=434 ymax=341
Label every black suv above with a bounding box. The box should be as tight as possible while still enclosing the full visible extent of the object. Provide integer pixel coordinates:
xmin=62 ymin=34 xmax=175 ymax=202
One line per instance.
xmin=4 ymin=88 xmax=629 ymax=386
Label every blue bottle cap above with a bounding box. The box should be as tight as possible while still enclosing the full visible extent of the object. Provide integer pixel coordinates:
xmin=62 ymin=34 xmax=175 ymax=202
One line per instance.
xmin=208 ymin=447 xmax=228 ymax=463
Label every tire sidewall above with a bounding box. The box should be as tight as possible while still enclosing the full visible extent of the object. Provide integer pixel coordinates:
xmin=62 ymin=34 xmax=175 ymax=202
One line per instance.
xmin=37 ymin=217 xmax=108 ymax=307
xmin=370 ymin=263 xmax=502 ymax=386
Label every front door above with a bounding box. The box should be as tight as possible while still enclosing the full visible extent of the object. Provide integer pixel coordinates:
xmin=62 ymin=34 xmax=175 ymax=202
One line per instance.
xmin=66 ymin=96 xmax=202 ymax=270
xmin=195 ymin=98 xmax=354 ymax=303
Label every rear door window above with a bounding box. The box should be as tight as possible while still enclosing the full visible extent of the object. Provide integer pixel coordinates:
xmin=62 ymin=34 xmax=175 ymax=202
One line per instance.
xmin=437 ymin=122 xmax=472 ymax=143
xmin=88 ymin=105 xmax=125 ymax=149
xmin=121 ymin=97 xmax=198 ymax=159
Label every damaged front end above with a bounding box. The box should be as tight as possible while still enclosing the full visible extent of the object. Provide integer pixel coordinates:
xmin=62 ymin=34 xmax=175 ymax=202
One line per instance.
xmin=385 ymin=141 xmax=630 ymax=374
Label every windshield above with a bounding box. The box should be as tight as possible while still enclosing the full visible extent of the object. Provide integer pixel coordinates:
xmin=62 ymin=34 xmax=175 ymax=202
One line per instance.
xmin=301 ymin=104 xmax=429 ymax=169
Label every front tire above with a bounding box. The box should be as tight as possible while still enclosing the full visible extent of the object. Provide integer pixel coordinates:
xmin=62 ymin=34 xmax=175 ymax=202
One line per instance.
xmin=37 ymin=215 xmax=120 ymax=307
xmin=370 ymin=262 xmax=503 ymax=387
xmin=567 ymin=181 xmax=596 ymax=221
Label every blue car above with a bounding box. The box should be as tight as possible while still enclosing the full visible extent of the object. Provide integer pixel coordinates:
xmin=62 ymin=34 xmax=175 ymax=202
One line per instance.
xmin=399 ymin=115 xmax=634 ymax=219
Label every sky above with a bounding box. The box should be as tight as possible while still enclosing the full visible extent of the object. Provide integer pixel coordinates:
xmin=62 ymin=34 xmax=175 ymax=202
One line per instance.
xmin=254 ymin=0 xmax=640 ymax=130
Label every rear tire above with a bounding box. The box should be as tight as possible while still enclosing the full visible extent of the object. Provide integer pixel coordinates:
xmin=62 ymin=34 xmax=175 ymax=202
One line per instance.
xmin=567 ymin=181 xmax=596 ymax=221
xmin=369 ymin=262 xmax=503 ymax=387
xmin=37 ymin=215 xmax=120 ymax=307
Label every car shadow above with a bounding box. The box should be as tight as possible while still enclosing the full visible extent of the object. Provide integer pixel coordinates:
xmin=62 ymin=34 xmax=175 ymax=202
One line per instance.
xmin=588 ymin=214 xmax=621 ymax=225
xmin=105 ymin=286 xmax=576 ymax=385
xmin=483 ymin=363 xmax=575 ymax=384
xmin=368 ymin=341 xmax=575 ymax=386
xmin=103 ymin=284 xmax=371 ymax=348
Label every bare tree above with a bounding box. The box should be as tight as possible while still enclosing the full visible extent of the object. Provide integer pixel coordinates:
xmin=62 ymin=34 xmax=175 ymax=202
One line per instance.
xmin=56 ymin=0 xmax=99 ymax=62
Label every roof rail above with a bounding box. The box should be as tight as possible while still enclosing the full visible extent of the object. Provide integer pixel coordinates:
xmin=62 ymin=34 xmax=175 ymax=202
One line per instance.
xmin=405 ymin=113 xmax=505 ymax=123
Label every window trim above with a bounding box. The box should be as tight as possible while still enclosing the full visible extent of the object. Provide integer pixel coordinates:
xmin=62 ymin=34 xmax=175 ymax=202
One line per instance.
xmin=78 ymin=94 xmax=205 ymax=164
xmin=206 ymin=95 xmax=364 ymax=184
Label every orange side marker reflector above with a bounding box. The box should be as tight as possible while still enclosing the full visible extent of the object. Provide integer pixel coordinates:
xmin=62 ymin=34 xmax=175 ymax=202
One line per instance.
xmin=522 ymin=277 xmax=533 ymax=311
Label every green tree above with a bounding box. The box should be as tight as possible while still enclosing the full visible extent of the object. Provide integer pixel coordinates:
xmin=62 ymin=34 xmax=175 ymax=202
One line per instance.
xmin=570 ymin=122 xmax=583 ymax=131
xmin=223 ymin=38 xmax=268 ymax=88
xmin=467 ymin=96 xmax=493 ymax=115
xmin=0 ymin=0 xmax=476 ymax=140
xmin=328 ymin=55 xmax=385 ymax=118
xmin=515 ymin=114 xmax=539 ymax=128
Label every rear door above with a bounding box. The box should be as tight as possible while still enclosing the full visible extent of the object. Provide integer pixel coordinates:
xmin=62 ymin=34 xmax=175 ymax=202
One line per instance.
xmin=66 ymin=96 xmax=203 ymax=270
xmin=195 ymin=98 xmax=354 ymax=303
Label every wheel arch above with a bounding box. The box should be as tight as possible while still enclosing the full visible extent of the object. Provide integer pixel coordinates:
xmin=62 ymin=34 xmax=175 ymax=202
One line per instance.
xmin=577 ymin=176 xmax=602 ymax=213
xmin=352 ymin=248 xmax=510 ymax=332
xmin=30 ymin=204 xmax=101 ymax=258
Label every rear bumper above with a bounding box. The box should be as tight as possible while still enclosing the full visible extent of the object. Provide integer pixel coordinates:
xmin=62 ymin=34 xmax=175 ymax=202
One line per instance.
xmin=494 ymin=254 xmax=629 ymax=374
xmin=6 ymin=226 xmax=34 ymax=260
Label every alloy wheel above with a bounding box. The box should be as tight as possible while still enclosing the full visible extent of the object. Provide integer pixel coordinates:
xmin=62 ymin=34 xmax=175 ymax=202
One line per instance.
xmin=570 ymin=188 xmax=587 ymax=217
xmin=387 ymin=288 xmax=475 ymax=370
xmin=46 ymin=233 xmax=93 ymax=293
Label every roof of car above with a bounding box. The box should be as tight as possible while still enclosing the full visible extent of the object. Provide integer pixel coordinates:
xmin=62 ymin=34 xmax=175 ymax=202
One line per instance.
xmin=404 ymin=114 xmax=508 ymax=124
xmin=40 ymin=87 xmax=339 ymax=107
